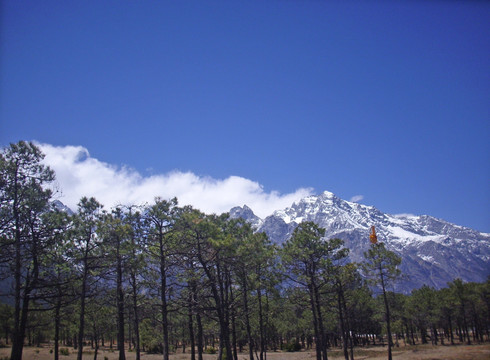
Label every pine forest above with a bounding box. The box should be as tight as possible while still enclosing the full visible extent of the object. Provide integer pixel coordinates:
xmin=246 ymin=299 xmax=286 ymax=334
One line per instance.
xmin=1 ymin=141 xmax=489 ymax=360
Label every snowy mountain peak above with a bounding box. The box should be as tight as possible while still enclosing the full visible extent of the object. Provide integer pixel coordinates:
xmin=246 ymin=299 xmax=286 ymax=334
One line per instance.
xmin=51 ymin=200 xmax=74 ymax=215
xmin=230 ymin=204 xmax=263 ymax=228
xmin=320 ymin=190 xmax=336 ymax=199
xmin=230 ymin=191 xmax=489 ymax=292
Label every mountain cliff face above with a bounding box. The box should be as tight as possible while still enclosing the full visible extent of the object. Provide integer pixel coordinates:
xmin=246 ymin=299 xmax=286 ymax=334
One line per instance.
xmin=230 ymin=191 xmax=489 ymax=292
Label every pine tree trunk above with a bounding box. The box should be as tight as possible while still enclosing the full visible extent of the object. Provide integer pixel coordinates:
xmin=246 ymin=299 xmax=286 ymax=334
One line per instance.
xmin=93 ymin=322 xmax=99 ymax=360
xmin=242 ymin=279 xmax=254 ymax=360
xmin=313 ymin=280 xmax=328 ymax=360
xmin=230 ymin=285 xmax=238 ymax=360
xmin=337 ymin=288 xmax=349 ymax=360
xmin=340 ymin=293 xmax=354 ymax=360
xmin=77 ymin=248 xmax=90 ymax=360
xmin=461 ymin=303 xmax=471 ymax=345
xmin=10 ymin=205 xmax=23 ymax=360
xmin=379 ymin=264 xmax=393 ymax=360
xmin=188 ymin=291 xmax=196 ymax=360
xmin=131 ymin=270 xmax=141 ymax=360
xmin=197 ymin=313 xmax=204 ymax=360
xmin=160 ymin=261 xmax=169 ymax=360
xmin=54 ymin=292 xmax=61 ymax=360
xmin=117 ymin=239 xmax=126 ymax=360
xmin=307 ymin=280 xmax=322 ymax=360
xmin=257 ymin=287 xmax=265 ymax=360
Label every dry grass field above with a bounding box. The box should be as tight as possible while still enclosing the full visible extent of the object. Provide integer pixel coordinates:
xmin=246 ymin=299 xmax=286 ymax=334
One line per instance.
xmin=1 ymin=343 xmax=489 ymax=360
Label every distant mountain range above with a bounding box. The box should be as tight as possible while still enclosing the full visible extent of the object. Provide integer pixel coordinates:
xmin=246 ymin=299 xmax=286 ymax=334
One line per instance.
xmin=230 ymin=191 xmax=490 ymax=292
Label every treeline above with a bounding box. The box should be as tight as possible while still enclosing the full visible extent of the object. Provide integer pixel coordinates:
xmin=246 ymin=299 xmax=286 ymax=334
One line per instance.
xmin=1 ymin=141 xmax=489 ymax=360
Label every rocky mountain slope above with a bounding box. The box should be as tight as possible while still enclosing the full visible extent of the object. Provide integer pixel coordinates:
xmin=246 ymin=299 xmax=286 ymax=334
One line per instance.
xmin=230 ymin=191 xmax=489 ymax=292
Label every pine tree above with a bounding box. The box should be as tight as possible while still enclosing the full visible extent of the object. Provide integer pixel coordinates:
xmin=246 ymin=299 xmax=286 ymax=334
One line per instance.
xmin=362 ymin=242 xmax=401 ymax=360
xmin=0 ymin=141 xmax=55 ymax=360
xmin=70 ymin=196 xmax=104 ymax=360
xmin=281 ymin=221 xmax=347 ymax=360
xmin=145 ymin=197 xmax=179 ymax=360
xmin=124 ymin=206 xmax=146 ymax=360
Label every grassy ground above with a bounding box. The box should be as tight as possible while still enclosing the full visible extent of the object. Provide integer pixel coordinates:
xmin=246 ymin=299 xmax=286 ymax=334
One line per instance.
xmin=1 ymin=342 xmax=489 ymax=360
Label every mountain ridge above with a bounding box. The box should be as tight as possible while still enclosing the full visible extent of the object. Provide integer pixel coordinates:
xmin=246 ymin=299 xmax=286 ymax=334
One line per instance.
xmin=230 ymin=191 xmax=489 ymax=292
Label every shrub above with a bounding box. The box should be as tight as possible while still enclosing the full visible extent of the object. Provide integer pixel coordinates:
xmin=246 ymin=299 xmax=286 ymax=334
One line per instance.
xmin=59 ymin=348 xmax=70 ymax=356
xmin=205 ymin=347 xmax=217 ymax=354
xmin=147 ymin=343 xmax=163 ymax=354
xmin=284 ymin=341 xmax=301 ymax=352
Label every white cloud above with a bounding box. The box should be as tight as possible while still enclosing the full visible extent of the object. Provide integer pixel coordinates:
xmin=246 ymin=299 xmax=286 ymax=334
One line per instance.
xmin=393 ymin=213 xmax=416 ymax=219
xmin=349 ymin=195 xmax=364 ymax=203
xmin=38 ymin=143 xmax=314 ymax=218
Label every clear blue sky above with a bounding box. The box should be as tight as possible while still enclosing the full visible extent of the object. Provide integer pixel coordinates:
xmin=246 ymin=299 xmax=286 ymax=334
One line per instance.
xmin=1 ymin=1 xmax=489 ymax=232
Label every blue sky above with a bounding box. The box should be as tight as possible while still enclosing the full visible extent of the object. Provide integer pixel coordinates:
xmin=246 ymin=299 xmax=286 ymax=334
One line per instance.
xmin=1 ymin=1 xmax=489 ymax=232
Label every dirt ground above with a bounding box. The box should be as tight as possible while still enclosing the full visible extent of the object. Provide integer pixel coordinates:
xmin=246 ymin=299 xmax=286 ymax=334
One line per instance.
xmin=1 ymin=343 xmax=489 ymax=360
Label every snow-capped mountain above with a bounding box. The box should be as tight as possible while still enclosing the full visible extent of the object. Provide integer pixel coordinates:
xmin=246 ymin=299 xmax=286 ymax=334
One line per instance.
xmin=51 ymin=200 xmax=74 ymax=215
xmin=230 ymin=191 xmax=490 ymax=292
